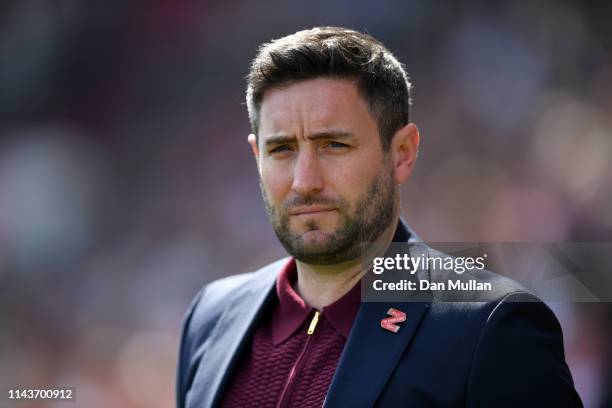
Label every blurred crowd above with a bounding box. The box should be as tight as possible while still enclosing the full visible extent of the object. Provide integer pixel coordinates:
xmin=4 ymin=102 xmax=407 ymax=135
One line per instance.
xmin=0 ymin=1 xmax=611 ymax=407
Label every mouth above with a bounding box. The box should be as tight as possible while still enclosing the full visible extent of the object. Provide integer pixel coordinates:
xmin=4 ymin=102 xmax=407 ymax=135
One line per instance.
xmin=288 ymin=206 xmax=337 ymax=216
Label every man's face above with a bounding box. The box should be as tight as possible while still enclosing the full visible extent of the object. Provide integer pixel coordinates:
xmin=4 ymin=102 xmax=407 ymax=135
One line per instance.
xmin=252 ymin=78 xmax=398 ymax=265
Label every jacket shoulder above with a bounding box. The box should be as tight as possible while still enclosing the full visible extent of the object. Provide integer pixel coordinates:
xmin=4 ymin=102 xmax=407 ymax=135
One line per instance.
xmin=190 ymin=272 xmax=257 ymax=328
xmin=425 ymin=247 xmax=531 ymax=303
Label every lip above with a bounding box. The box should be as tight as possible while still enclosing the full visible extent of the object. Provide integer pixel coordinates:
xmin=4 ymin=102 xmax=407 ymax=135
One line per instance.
xmin=289 ymin=206 xmax=336 ymax=216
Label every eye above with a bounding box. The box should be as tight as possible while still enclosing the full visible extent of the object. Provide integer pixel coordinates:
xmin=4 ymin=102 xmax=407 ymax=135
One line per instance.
xmin=326 ymin=141 xmax=350 ymax=149
xmin=269 ymin=145 xmax=292 ymax=154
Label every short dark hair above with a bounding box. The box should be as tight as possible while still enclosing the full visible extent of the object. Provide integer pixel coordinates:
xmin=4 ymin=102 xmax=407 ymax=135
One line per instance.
xmin=246 ymin=26 xmax=412 ymax=151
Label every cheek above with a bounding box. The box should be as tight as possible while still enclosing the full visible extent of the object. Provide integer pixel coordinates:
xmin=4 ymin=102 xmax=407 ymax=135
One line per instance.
xmin=324 ymin=155 xmax=381 ymax=201
xmin=261 ymin=165 xmax=292 ymax=202
xmin=333 ymin=173 xmax=364 ymax=205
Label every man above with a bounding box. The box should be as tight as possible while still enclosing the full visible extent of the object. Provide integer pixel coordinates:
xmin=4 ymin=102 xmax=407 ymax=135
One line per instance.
xmin=177 ymin=27 xmax=582 ymax=407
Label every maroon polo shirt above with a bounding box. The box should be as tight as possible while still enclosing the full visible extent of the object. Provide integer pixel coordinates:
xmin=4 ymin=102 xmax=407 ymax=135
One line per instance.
xmin=220 ymin=258 xmax=362 ymax=408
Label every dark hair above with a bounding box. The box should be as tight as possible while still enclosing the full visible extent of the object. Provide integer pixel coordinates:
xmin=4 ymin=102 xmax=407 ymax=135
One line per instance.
xmin=246 ymin=26 xmax=412 ymax=151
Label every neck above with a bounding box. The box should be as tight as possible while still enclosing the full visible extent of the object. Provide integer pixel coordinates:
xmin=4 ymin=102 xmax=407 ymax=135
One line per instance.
xmin=294 ymin=219 xmax=399 ymax=310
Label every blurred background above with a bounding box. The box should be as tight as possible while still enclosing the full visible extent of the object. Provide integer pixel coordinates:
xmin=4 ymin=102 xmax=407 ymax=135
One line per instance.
xmin=0 ymin=0 xmax=611 ymax=407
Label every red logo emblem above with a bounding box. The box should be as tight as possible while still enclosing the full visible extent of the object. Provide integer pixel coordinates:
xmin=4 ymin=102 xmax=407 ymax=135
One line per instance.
xmin=381 ymin=308 xmax=406 ymax=333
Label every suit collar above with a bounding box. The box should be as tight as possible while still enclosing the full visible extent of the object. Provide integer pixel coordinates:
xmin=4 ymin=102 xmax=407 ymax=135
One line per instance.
xmin=392 ymin=217 xmax=413 ymax=243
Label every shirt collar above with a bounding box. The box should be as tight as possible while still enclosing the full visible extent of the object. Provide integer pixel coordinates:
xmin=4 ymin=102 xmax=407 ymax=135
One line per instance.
xmin=272 ymin=258 xmax=361 ymax=345
xmin=272 ymin=258 xmax=311 ymax=345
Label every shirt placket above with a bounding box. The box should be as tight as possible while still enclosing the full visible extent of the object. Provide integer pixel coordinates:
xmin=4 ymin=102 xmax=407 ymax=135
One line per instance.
xmin=276 ymin=310 xmax=321 ymax=408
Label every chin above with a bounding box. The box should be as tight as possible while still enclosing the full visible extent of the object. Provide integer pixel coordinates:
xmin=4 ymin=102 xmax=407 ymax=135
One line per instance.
xmin=291 ymin=216 xmax=339 ymax=233
xmin=299 ymin=228 xmax=334 ymax=243
xmin=302 ymin=230 xmax=347 ymax=252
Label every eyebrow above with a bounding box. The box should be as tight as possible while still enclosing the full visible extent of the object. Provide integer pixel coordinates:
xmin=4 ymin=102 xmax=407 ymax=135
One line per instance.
xmin=263 ymin=130 xmax=355 ymax=146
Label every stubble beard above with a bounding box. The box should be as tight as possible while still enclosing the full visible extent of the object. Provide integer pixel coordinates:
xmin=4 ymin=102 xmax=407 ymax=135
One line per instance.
xmin=261 ymin=161 xmax=397 ymax=265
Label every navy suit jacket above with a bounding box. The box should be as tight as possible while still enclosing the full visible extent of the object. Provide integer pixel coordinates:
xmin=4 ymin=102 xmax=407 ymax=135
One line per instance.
xmin=176 ymin=222 xmax=582 ymax=407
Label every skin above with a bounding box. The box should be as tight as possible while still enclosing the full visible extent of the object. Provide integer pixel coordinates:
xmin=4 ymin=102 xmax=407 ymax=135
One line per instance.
xmin=249 ymin=77 xmax=420 ymax=310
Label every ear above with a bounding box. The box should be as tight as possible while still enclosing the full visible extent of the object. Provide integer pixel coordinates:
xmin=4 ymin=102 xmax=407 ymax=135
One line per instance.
xmin=391 ymin=123 xmax=419 ymax=184
xmin=247 ymin=133 xmax=261 ymax=171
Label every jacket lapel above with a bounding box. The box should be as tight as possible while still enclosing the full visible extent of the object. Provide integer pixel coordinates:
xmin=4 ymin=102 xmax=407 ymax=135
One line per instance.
xmin=186 ymin=259 xmax=287 ymax=408
xmin=323 ymin=300 xmax=429 ymax=407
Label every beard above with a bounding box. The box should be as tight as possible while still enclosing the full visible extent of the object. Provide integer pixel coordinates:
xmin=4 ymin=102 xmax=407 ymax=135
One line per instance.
xmin=261 ymin=160 xmax=397 ymax=265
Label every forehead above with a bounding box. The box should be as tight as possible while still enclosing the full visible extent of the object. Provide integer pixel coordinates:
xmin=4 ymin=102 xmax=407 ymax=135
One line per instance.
xmin=258 ymin=78 xmax=376 ymax=137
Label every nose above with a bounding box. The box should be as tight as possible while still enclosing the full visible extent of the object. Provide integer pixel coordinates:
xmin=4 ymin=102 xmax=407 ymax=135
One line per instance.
xmin=291 ymin=148 xmax=324 ymax=196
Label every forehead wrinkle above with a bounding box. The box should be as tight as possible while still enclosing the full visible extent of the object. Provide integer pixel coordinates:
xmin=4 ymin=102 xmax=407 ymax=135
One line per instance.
xmin=259 ymin=78 xmax=370 ymax=144
xmin=307 ymin=130 xmax=355 ymax=140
